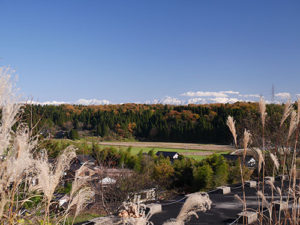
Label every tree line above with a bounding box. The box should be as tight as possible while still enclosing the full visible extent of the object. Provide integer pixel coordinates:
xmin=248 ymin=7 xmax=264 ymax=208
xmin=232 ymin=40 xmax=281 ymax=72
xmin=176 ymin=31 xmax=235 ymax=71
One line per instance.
xmin=22 ymin=102 xmax=287 ymax=144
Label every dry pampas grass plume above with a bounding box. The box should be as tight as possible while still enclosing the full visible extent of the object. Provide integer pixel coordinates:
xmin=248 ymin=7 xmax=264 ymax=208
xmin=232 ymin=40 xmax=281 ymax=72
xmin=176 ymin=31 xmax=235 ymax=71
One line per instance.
xmin=243 ymin=129 xmax=251 ymax=160
xmin=257 ymin=191 xmax=269 ymax=208
xmin=280 ymin=100 xmax=293 ymax=127
xmin=34 ymin=146 xmax=76 ymax=202
xmin=266 ymin=179 xmax=276 ymax=191
xmin=0 ymin=67 xmax=93 ymax=224
xmin=253 ymin=148 xmax=264 ymax=173
xmin=68 ymin=187 xmax=95 ymax=219
xmin=288 ymin=110 xmax=298 ymax=141
xmin=259 ymin=97 xmax=267 ymax=128
xmin=162 ymin=192 xmax=212 ymax=225
xmin=227 ymin=116 xmax=237 ymax=148
xmin=270 ymin=152 xmax=279 ymax=170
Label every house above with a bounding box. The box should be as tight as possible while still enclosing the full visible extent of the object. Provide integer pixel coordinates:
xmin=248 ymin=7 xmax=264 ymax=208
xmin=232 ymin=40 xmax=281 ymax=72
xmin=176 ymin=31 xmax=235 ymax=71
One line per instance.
xmin=69 ymin=154 xmax=96 ymax=172
xmin=65 ymin=155 xmax=97 ymax=181
xmin=76 ymin=154 xmax=96 ymax=166
xmin=156 ymin=151 xmax=179 ymax=161
xmin=222 ymin=154 xmax=256 ymax=167
xmin=99 ymin=177 xmax=117 ymax=186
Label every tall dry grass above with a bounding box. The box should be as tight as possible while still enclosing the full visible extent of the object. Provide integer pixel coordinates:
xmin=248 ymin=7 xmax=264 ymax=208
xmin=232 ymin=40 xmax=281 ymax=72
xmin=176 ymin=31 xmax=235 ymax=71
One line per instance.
xmin=227 ymin=97 xmax=300 ymax=225
xmin=0 ymin=67 xmax=94 ymax=224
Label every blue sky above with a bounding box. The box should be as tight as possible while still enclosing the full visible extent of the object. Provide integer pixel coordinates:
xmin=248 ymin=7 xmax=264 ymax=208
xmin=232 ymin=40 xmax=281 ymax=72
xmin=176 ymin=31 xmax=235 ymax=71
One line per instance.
xmin=1 ymin=0 xmax=300 ymax=104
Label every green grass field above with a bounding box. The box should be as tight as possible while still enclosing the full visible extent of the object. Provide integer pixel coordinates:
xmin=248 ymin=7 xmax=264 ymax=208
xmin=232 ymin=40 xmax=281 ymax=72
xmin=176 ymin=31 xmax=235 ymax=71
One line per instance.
xmin=99 ymin=145 xmax=201 ymax=154
xmin=94 ymin=145 xmax=230 ymax=161
xmin=47 ymin=138 xmax=232 ymax=161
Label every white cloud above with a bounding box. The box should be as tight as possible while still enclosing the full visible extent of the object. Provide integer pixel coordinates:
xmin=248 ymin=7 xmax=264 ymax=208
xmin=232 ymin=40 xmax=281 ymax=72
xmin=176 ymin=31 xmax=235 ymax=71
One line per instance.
xmin=187 ymin=98 xmax=207 ymax=104
xmin=26 ymin=100 xmax=68 ymax=105
xmin=179 ymin=90 xmax=260 ymax=104
xmin=209 ymin=97 xmax=240 ymax=104
xmin=222 ymin=91 xmax=240 ymax=95
xmin=159 ymin=96 xmax=184 ymax=105
xmin=25 ymin=90 xmax=297 ymax=106
xmin=182 ymin=91 xmax=227 ymax=98
xmin=26 ymin=98 xmax=110 ymax=105
xmin=275 ymin=92 xmax=291 ymax=99
xmin=239 ymin=94 xmax=260 ymax=98
xmin=181 ymin=90 xmax=240 ymax=98
xmin=76 ymin=98 xmax=110 ymax=105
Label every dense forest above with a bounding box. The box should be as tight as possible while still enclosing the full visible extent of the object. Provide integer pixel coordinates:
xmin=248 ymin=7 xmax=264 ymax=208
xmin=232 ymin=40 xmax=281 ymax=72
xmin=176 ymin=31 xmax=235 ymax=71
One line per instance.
xmin=22 ymin=102 xmax=287 ymax=144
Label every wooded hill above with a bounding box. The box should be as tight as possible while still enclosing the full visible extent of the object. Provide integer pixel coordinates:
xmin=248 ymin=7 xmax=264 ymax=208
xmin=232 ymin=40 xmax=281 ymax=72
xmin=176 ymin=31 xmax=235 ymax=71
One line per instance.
xmin=22 ymin=102 xmax=287 ymax=144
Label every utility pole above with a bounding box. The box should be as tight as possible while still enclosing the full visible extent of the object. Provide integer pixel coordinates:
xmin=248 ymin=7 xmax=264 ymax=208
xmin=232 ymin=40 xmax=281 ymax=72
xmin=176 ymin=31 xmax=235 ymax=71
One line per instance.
xmin=272 ymin=84 xmax=275 ymax=103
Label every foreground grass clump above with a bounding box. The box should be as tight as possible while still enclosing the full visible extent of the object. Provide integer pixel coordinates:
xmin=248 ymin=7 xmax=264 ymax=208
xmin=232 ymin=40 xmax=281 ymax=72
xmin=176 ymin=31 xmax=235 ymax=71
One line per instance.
xmin=0 ymin=68 xmax=94 ymax=224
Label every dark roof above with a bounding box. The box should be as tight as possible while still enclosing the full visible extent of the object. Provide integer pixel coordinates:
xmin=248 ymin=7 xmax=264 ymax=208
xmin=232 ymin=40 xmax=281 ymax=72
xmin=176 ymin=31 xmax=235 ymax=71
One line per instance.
xmin=77 ymin=155 xmax=96 ymax=163
xmin=156 ymin=151 xmax=179 ymax=158
xmin=222 ymin=154 xmax=254 ymax=161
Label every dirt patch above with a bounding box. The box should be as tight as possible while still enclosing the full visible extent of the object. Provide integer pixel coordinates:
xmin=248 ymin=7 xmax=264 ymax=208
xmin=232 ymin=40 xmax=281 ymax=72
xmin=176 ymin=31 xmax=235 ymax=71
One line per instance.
xmin=180 ymin=151 xmax=215 ymax=156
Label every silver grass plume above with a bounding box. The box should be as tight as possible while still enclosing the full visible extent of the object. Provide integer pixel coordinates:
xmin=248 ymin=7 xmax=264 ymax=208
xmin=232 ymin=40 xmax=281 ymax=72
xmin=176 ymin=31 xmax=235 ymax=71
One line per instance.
xmin=6 ymin=127 xmax=36 ymax=184
xmin=276 ymin=187 xmax=282 ymax=196
xmin=288 ymin=110 xmax=298 ymax=141
xmin=69 ymin=164 xmax=90 ymax=198
xmin=234 ymin=194 xmax=246 ymax=210
xmin=0 ymin=67 xmax=17 ymax=106
xmin=270 ymin=152 xmax=279 ymax=170
xmin=234 ymin=194 xmax=243 ymax=204
xmin=266 ymin=179 xmax=276 ymax=191
xmin=257 ymin=191 xmax=269 ymax=208
xmin=227 ymin=116 xmax=237 ymax=148
xmin=67 ymin=187 xmax=94 ymax=219
xmin=280 ymin=100 xmax=293 ymax=127
xmin=259 ymin=97 xmax=267 ymax=128
xmin=163 ymin=192 xmax=212 ymax=225
xmin=243 ymin=129 xmax=251 ymax=160
xmin=0 ymin=68 xmax=35 ymax=219
xmin=0 ymin=68 xmax=22 ymax=156
xmin=34 ymin=146 xmax=76 ymax=202
xmin=253 ymin=148 xmax=264 ymax=173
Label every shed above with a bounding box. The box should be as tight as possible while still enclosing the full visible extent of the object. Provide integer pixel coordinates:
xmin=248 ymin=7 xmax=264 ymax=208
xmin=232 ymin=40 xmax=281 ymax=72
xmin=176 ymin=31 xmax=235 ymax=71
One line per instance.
xmin=156 ymin=151 xmax=179 ymax=161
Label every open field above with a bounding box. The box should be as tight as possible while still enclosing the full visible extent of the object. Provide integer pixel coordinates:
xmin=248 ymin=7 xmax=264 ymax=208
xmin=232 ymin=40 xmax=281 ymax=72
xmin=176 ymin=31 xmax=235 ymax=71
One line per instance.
xmin=96 ymin=141 xmax=234 ymax=160
xmin=49 ymin=139 xmax=234 ymax=161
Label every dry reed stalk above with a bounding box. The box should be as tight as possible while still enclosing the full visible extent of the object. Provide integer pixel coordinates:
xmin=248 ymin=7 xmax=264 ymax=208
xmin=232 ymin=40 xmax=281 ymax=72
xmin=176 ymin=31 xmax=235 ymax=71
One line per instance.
xmin=0 ymin=68 xmax=36 ymax=222
xmin=234 ymin=194 xmax=246 ymax=210
xmin=253 ymin=148 xmax=264 ymax=173
xmin=259 ymin=97 xmax=267 ymax=129
xmin=277 ymin=101 xmax=299 ymax=224
xmin=68 ymin=187 xmax=95 ymax=225
xmin=270 ymin=153 xmax=279 ymax=171
xmin=280 ymin=100 xmax=293 ymax=127
xmin=226 ymin=116 xmax=237 ymax=148
xmin=240 ymin=129 xmax=251 ymax=215
xmin=266 ymin=180 xmax=276 ymax=191
xmin=257 ymin=191 xmax=269 ymax=208
xmin=243 ymin=129 xmax=251 ymax=161
xmin=288 ymin=110 xmax=298 ymax=141
xmin=259 ymin=97 xmax=268 ymax=225
xmin=33 ymin=146 xmax=76 ymax=224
